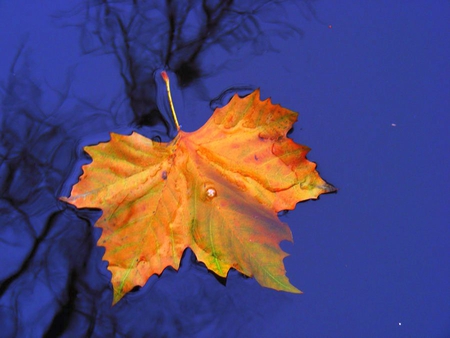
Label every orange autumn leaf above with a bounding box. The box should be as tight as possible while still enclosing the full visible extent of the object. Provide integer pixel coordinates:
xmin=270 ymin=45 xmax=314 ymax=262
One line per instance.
xmin=61 ymin=88 xmax=335 ymax=304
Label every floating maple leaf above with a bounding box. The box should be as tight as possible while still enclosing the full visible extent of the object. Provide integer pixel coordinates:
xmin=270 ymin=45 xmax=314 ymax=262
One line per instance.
xmin=61 ymin=72 xmax=335 ymax=304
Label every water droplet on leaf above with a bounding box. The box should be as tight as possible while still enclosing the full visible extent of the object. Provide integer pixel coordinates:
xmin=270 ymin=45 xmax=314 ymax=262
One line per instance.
xmin=206 ymin=187 xmax=217 ymax=199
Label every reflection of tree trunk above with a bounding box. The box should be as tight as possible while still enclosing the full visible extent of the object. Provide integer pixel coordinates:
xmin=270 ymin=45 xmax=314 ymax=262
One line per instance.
xmin=64 ymin=0 xmax=314 ymax=129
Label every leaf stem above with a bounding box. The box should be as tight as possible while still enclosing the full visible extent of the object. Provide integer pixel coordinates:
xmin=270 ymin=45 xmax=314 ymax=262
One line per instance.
xmin=161 ymin=71 xmax=181 ymax=131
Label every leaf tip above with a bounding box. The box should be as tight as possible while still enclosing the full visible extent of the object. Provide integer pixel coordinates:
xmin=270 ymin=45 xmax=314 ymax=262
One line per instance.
xmin=59 ymin=196 xmax=72 ymax=204
xmin=280 ymin=276 xmax=303 ymax=294
xmin=112 ymin=294 xmax=121 ymax=306
xmin=321 ymin=182 xmax=338 ymax=194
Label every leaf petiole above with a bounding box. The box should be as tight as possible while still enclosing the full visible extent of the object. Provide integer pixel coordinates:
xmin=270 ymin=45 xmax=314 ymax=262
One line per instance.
xmin=161 ymin=71 xmax=181 ymax=131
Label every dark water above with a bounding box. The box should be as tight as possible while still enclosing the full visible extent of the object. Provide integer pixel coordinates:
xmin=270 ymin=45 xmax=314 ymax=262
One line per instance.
xmin=0 ymin=1 xmax=448 ymax=337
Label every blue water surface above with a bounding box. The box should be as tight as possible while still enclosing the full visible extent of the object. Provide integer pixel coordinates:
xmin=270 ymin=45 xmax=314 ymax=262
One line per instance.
xmin=0 ymin=1 xmax=448 ymax=337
